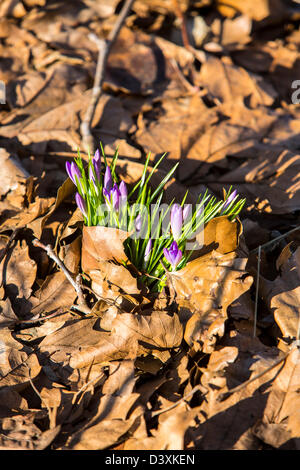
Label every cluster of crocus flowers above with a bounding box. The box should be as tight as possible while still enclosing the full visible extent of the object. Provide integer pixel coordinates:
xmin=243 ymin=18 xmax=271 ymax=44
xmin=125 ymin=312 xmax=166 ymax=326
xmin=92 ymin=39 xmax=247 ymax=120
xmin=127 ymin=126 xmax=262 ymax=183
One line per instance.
xmin=65 ymin=147 xmax=245 ymax=291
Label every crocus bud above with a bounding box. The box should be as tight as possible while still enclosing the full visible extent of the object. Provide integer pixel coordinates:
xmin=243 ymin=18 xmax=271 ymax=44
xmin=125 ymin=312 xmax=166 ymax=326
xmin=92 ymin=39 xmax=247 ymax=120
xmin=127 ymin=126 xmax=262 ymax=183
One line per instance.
xmin=119 ymin=180 xmax=127 ymax=198
xmin=222 ymin=190 xmax=237 ymax=212
xmin=163 ymin=241 xmax=182 ymax=270
xmin=104 ymin=166 xmax=113 ymax=192
xmin=75 ymin=192 xmax=87 ymax=218
xmin=111 ymin=183 xmax=121 ymax=211
xmin=89 ymin=165 xmax=97 ymax=192
xmin=196 ymin=204 xmax=204 ymax=218
xmin=103 ymin=188 xmax=111 ymax=207
xmin=135 ymin=214 xmax=142 ymax=232
xmin=92 ymin=149 xmax=101 ymax=180
xmin=171 ymin=204 xmax=183 ymax=240
xmin=66 ymin=161 xmax=81 ymax=185
xmin=144 ymin=238 xmax=152 ymax=262
xmin=119 ymin=180 xmax=127 ymax=208
xmin=183 ymin=204 xmax=192 ymax=221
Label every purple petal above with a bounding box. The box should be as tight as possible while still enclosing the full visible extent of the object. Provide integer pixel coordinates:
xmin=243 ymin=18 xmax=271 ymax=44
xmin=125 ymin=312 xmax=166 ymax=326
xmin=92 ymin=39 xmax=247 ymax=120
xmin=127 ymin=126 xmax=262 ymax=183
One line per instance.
xmin=66 ymin=161 xmax=74 ymax=182
xmin=71 ymin=162 xmax=81 ymax=183
xmin=119 ymin=181 xmax=127 ymax=198
xmin=144 ymin=239 xmax=152 ymax=261
xmin=171 ymin=204 xmax=183 ymax=241
xmin=112 ymin=183 xmax=121 ymax=211
xmin=164 ymin=241 xmax=182 ymax=269
xmin=92 ymin=149 xmax=101 ymax=180
xmin=223 ymin=190 xmax=238 ymax=211
xmin=103 ymin=187 xmax=111 ymax=206
xmin=135 ymin=214 xmax=142 ymax=232
xmin=75 ymin=192 xmax=87 ymax=218
xmin=183 ymin=204 xmax=192 ymax=221
xmin=104 ymin=166 xmax=112 ymax=192
xmin=196 ymin=205 xmax=204 ymax=218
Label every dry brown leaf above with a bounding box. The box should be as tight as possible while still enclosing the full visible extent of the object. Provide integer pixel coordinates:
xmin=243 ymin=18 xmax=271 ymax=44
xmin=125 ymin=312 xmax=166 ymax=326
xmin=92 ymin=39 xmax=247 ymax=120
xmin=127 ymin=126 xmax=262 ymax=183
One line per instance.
xmin=111 ymin=310 xmax=183 ymax=352
xmin=67 ymin=416 xmax=138 ymax=450
xmin=218 ymin=148 xmax=300 ymax=214
xmin=0 ymin=329 xmax=41 ymax=391
xmin=260 ymin=247 xmax=300 ymax=339
xmin=198 ymin=56 xmax=277 ymax=107
xmin=29 ymin=270 xmax=77 ymax=316
xmin=0 ymin=298 xmax=19 ymax=328
xmin=82 ymin=225 xmax=130 ymax=266
xmin=189 ymin=331 xmax=283 ymax=449
xmin=254 ymin=348 xmax=300 ymax=448
xmin=38 ymin=317 xmax=139 ymax=369
xmin=0 ymin=411 xmax=60 ymax=450
xmin=0 ymin=240 xmax=37 ymax=315
xmin=196 ymin=215 xmax=243 ymax=255
xmin=216 ymin=0 xmax=287 ymax=22
xmin=81 ymin=225 xmax=139 ymax=299
xmin=0 ymin=148 xmax=29 ymax=197
xmin=170 ymin=251 xmax=252 ymax=352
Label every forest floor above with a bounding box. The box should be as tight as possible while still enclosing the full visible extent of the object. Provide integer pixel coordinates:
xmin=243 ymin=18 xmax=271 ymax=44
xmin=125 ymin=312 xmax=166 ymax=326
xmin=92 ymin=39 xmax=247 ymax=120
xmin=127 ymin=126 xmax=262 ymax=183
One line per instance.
xmin=0 ymin=0 xmax=300 ymax=450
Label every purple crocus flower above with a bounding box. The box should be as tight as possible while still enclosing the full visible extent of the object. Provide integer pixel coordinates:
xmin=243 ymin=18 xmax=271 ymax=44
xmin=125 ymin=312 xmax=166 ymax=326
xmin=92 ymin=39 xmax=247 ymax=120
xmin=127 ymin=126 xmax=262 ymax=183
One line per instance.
xmin=66 ymin=161 xmax=82 ymax=186
xmin=144 ymin=238 xmax=152 ymax=262
xmin=119 ymin=180 xmax=127 ymax=208
xmin=163 ymin=241 xmax=182 ymax=270
xmin=222 ymin=190 xmax=237 ymax=212
xmin=135 ymin=214 xmax=142 ymax=232
xmin=111 ymin=183 xmax=121 ymax=211
xmin=88 ymin=165 xmax=99 ymax=195
xmin=119 ymin=180 xmax=127 ymax=198
xmin=75 ymin=192 xmax=87 ymax=218
xmin=171 ymin=204 xmax=183 ymax=241
xmin=104 ymin=165 xmax=113 ymax=192
xmin=92 ymin=149 xmax=101 ymax=180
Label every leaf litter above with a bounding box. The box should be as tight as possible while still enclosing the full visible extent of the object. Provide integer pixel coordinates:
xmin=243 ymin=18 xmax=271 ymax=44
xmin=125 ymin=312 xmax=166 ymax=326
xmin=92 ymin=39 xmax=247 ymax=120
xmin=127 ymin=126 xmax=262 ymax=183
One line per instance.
xmin=0 ymin=0 xmax=300 ymax=451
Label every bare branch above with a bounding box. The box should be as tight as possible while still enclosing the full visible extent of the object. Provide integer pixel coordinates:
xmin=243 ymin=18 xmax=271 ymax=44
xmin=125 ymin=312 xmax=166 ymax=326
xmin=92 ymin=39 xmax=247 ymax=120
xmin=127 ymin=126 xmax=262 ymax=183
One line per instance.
xmin=80 ymin=0 xmax=134 ymax=154
xmin=33 ymin=238 xmax=90 ymax=313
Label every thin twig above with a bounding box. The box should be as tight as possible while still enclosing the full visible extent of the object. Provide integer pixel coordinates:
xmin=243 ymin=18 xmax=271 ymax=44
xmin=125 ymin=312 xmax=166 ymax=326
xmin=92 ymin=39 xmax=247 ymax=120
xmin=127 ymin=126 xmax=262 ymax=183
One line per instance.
xmin=217 ymin=344 xmax=299 ymax=403
xmin=250 ymin=225 xmax=300 ymax=254
xmin=151 ymin=384 xmax=206 ymax=418
xmin=33 ymin=239 xmax=90 ymax=312
xmin=0 ymin=227 xmax=22 ymax=265
xmin=80 ymin=0 xmax=134 ymax=153
xmin=253 ymin=245 xmax=261 ymax=338
xmin=172 ymin=0 xmax=191 ymax=50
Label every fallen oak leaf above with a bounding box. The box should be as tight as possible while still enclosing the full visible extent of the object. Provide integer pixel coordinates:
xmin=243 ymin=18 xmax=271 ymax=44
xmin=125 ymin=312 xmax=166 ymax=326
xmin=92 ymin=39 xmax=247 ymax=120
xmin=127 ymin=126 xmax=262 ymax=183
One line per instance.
xmin=260 ymin=246 xmax=300 ymax=339
xmin=82 ymin=225 xmax=140 ymax=301
xmin=82 ymin=225 xmax=130 ymax=266
xmin=111 ymin=310 xmax=184 ymax=351
xmin=169 ymin=251 xmax=252 ymax=353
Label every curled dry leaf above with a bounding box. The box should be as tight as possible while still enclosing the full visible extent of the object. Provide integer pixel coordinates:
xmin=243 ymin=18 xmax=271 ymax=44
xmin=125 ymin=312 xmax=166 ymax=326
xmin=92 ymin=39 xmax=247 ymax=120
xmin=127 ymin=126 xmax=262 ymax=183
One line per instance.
xmin=82 ymin=225 xmax=139 ymax=300
xmin=196 ymin=215 xmax=243 ymax=256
